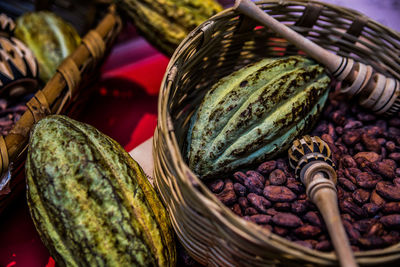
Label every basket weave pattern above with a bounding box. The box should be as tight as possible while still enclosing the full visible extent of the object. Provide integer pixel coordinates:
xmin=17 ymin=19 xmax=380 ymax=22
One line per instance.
xmin=154 ymin=1 xmax=400 ymax=266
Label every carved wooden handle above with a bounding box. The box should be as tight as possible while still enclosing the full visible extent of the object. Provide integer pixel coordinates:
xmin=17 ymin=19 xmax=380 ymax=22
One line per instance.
xmin=289 ymin=136 xmax=358 ymax=267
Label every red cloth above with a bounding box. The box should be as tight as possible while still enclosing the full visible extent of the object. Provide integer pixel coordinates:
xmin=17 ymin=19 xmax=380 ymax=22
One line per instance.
xmin=0 ymin=36 xmax=169 ymax=267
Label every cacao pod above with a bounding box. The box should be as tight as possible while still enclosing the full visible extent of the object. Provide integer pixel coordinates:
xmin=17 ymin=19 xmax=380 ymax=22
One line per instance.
xmin=115 ymin=0 xmax=223 ymax=56
xmin=26 ymin=115 xmax=176 ymax=266
xmin=187 ymin=56 xmax=331 ymax=178
xmin=14 ymin=11 xmax=81 ymax=83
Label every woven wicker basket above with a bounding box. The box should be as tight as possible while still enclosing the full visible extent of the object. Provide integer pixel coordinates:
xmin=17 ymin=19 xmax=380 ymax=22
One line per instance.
xmin=154 ymin=0 xmax=400 ymax=266
xmin=0 ymin=2 xmax=122 ymax=212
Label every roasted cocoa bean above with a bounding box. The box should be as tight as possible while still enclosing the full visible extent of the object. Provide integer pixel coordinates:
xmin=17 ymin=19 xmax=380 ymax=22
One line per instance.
xmin=376 ymin=181 xmax=400 ymax=201
xmin=382 ymin=233 xmax=400 ymax=246
xmin=234 ymin=183 xmax=246 ymax=197
xmin=388 ymin=127 xmax=400 ymax=139
xmin=286 ymin=178 xmax=305 ymax=194
xmin=247 ymin=193 xmax=271 ymax=213
xmin=343 ymin=220 xmax=360 ymax=243
xmin=245 ymin=207 xmax=258 ymax=216
xmin=369 ymin=161 xmax=395 ymax=180
xmin=321 ymin=133 xmax=334 ymax=144
xmin=352 ymin=189 xmax=370 ymax=205
xmin=344 ymin=120 xmax=362 ymax=130
xmin=269 ymin=169 xmax=286 ymax=185
xmin=233 ymin=171 xmax=246 ymax=184
xmin=338 ymin=177 xmax=357 ymax=191
xmin=208 ymin=179 xmax=224 ymax=193
xmin=246 ymin=170 xmax=265 ymax=185
xmin=354 ymin=152 xmax=381 ymax=163
xmin=342 ymin=155 xmax=357 ymax=168
xmin=364 ymin=125 xmax=384 ymax=136
xmin=294 ymin=224 xmax=321 ymax=239
xmin=336 ymin=126 xmax=344 ymax=135
xmin=244 ymin=172 xmax=264 ymax=195
xmin=395 ymin=178 xmax=400 ymax=186
xmin=355 ymin=172 xmax=379 ymax=189
xmin=371 ymin=190 xmax=386 ymax=207
xmin=291 ymin=200 xmax=307 ymax=215
xmin=303 ymin=211 xmax=322 ymax=227
xmin=274 ymin=202 xmax=291 ymax=212
xmin=216 ymin=179 xmax=237 ymax=205
xmin=361 ymin=133 xmax=381 ymax=153
xmin=362 ymin=203 xmax=380 ymax=216
xmin=366 ymin=222 xmax=384 ymax=236
xmin=315 ymin=240 xmax=332 ymax=251
xmin=331 ymin=110 xmax=346 ymax=126
xmin=383 ymin=202 xmax=400 ymax=214
xmin=342 ymin=130 xmax=361 ymax=146
xmin=358 ymin=236 xmax=386 ymax=249
xmin=273 ymin=226 xmax=289 ymax=236
xmin=354 ymin=219 xmax=377 ymax=233
xmin=238 ymin=197 xmax=249 ymax=209
xmin=257 ymin=161 xmax=277 ymax=175
xmin=386 ymin=141 xmax=397 ymax=152
xmin=263 ymin=186 xmax=296 ymax=202
xmin=232 ymin=203 xmax=242 ymax=216
xmin=276 ymin=159 xmax=289 ymax=174
xmin=377 ymin=138 xmax=386 ymax=146
xmin=249 ymin=214 xmax=271 ymax=224
xmin=340 ymin=198 xmax=365 ymax=218
xmin=341 ymin=213 xmax=354 ymax=223
xmin=272 ymin=212 xmax=303 ymax=228
xmin=266 ymin=208 xmax=278 ymax=216
xmin=389 ymin=153 xmax=400 ymax=162
xmin=380 ymin=214 xmax=400 ymax=228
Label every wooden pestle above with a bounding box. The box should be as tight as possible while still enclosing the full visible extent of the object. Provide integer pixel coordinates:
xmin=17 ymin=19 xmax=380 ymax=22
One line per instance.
xmin=234 ymin=0 xmax=400 ymax=117
xmin=289 ymin=136 xmax=358 ymax=267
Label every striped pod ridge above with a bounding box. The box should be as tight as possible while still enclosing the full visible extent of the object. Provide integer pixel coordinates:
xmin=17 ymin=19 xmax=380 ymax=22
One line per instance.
xmin=14 ymin=11 xmax=81 ymax=83
xmin=26 ymin=115 xmax=176 ymax=267
xmin=187 ymin=56 xmax=331 ymax=179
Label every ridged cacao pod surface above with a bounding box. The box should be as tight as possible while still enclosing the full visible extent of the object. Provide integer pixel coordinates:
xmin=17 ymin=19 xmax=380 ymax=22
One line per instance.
xmin=14 ymin=11 xmax=81 ymax=83
xmin=115 ymin=0 xmax=223 ymax=56
xmin=187 ymin=56 xmax=331 ymax=178
xmin=26 ymin=115 xmax=176 ymax=267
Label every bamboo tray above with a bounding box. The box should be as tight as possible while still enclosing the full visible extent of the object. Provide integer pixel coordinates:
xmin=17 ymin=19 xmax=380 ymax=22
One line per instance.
xmin=0 ymin=3 xmax=122 ymax=213
xmin=154 ymin=0 xmax=400 ymax=266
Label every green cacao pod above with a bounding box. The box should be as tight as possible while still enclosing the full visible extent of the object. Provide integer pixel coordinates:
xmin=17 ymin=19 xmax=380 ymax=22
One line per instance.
xmin=115 ymin=0 xmax=223 ymax=56
xmin=26 ymin=115 xmax=176 ymax=267
xmin=187 ymin=56 xmax=331 ymax=178
xmin=14 ymin=11 xmax=81 ymax=83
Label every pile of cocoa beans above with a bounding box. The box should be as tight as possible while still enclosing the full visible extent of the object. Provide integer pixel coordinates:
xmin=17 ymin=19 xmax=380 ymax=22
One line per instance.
xmin=0 ymin=97 xmax=28 ymax=135
xmin=206 ymin=90 xmax=400 ymax=252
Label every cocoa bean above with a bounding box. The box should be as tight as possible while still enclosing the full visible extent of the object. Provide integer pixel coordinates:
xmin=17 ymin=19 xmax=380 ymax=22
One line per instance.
xmin=377 ymin=138 xmax=386 ymax=146
xmin=371 ymin=190 xmax=386 ymax=207
xmin=341 ymin=213 xmax=354 ymax=223
xmin=352 ymin=189 xmax=370 ymax=205
xmin=355 ymin=172 xmax=379 ymax=189
xmin=338 ymin=177 xmax=357 ymax=191
xmin=343 ymin=130 xmax=361 ymax=146
xmin=366 ymin=222 xmax=384 ymax=236
xmin=383 ymin=159 xmax=397 ymax=170
xmin=361 ymin=133 xmax=381 ymax=153
xmin=382 ymin=202 xmax=400 ymax=214
xmin=354 ymin=152 xmax=381 ymax=163
xmin=340 ymin=198 xmax=365 ymax=218
xmin=380 ymin=214 xmax=400 ymax=228
xmin=208 ymin=179 xmax=224 ymax=193
xmin=247 ymin=193 xmax=271 ymax=213
xmin=394 ymin=178 xmax=400 ymax=186
xmin=369 ymin=161 xmax=395 ymax=180
xmin=246 ymin=170 xmax=265 ymax=185
xmin=269 ymin=169 xmax=286 ymax=185
xmin=321 ymin=133 xmax=334 ymax=144
xmin=357 ymin=112 xmax=376 ymax=122
xmin=298 ymin=193 xmax=307 ymax=200
xmin=389 ymin=153 xmax=400 ymax=162
xmin=234 ymin=183 xmax=246 ymax=197
xmin=376 ymin=181 xmax=400 ymax=201
xmin=245 ymin=207 xmax=258 ymax=216
xmin=344 ymin=120 xmax=362 ymax=130
xmin=386 ymin=141 xmax=397 ymax=152
xmin=362 ymin=203 xmax=380 ymax=216
xmin=263 ymin=186 xmax=296 ymax=202
xmin=291 ymin=200 xmax=307 ymax=215
xmin=216 ymin=179 xmax=237 ymax=205
xmin=274 ymin=202 xmax=291 ymax=212
xmin=358 ymin=236 xmax=386 ymax=249
xmin=257 ymin=161 xmax=277 ymax=175
xmin=343 ymin=170 xmax=357 ymax=184
xmin=354 ymin=143 xmax=365 ymax=153
xmin=343 ymin=220 xmax=360 ymax=243
xmin=354 ymin=219 xmax=377 ymax=233
xmin=294 ymin=224 xmax=321 ymax=239
xmin=337 ymin=186 xmax=352 ymax=199
xmin=249 ymin=214 xmax=271 ymax=224
xmin=336 ymin=126 xmax=344 ymax=135
xmin=348 ymin=167 xmax=362 ymax=177
xmin=233 ymin=171 xmax=246 ymax=184
xmin=315 ymin=240 xmax=332 ymax=251
xmin=382 ymin=234 xmax=400 ymax=246
xmin=244 ymin=172 xmax=264 ymax=195
xmin=273 ymin=226 xmax=289 ymax=236
xmin=364 ymin=125 xmax=384 ymax=136
xmin=342 ymin=155 xmax=357 ymax=168
xmin=388 ymin=118 xmax=400 ymax=127
xmin=388 ymin=127 xmax=400 ymax=139
xmin=276 ymin=159 xmax=289 ymax=174
xmin=238 ymin=197 xmax=249 ymax=209
xmin=303 ymin=211 xmax=322 ymax=227
xmin=286 ymin=178 xmax=305 ymax=194
xmin=232 ymin=203 xmax=242 ymax=216
xmin=331 ymin=110 xmax=346 ymax=126
xmin=266 ymin=208 xmax=278 ymax=216
xmin=272 ymin=212 xmax=303 ymax=228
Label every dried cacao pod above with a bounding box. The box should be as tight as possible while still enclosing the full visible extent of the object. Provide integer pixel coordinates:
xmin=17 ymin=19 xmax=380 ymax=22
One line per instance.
xmin=187 ymin=56 xmax=330 ymax=178
xmin=26 ymin=115 xmax=176 ymax=266
xmin=14 ymin=11 xmax=81 ymax=83
xmin=115 ymin=0 xmax=223 ymax=56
